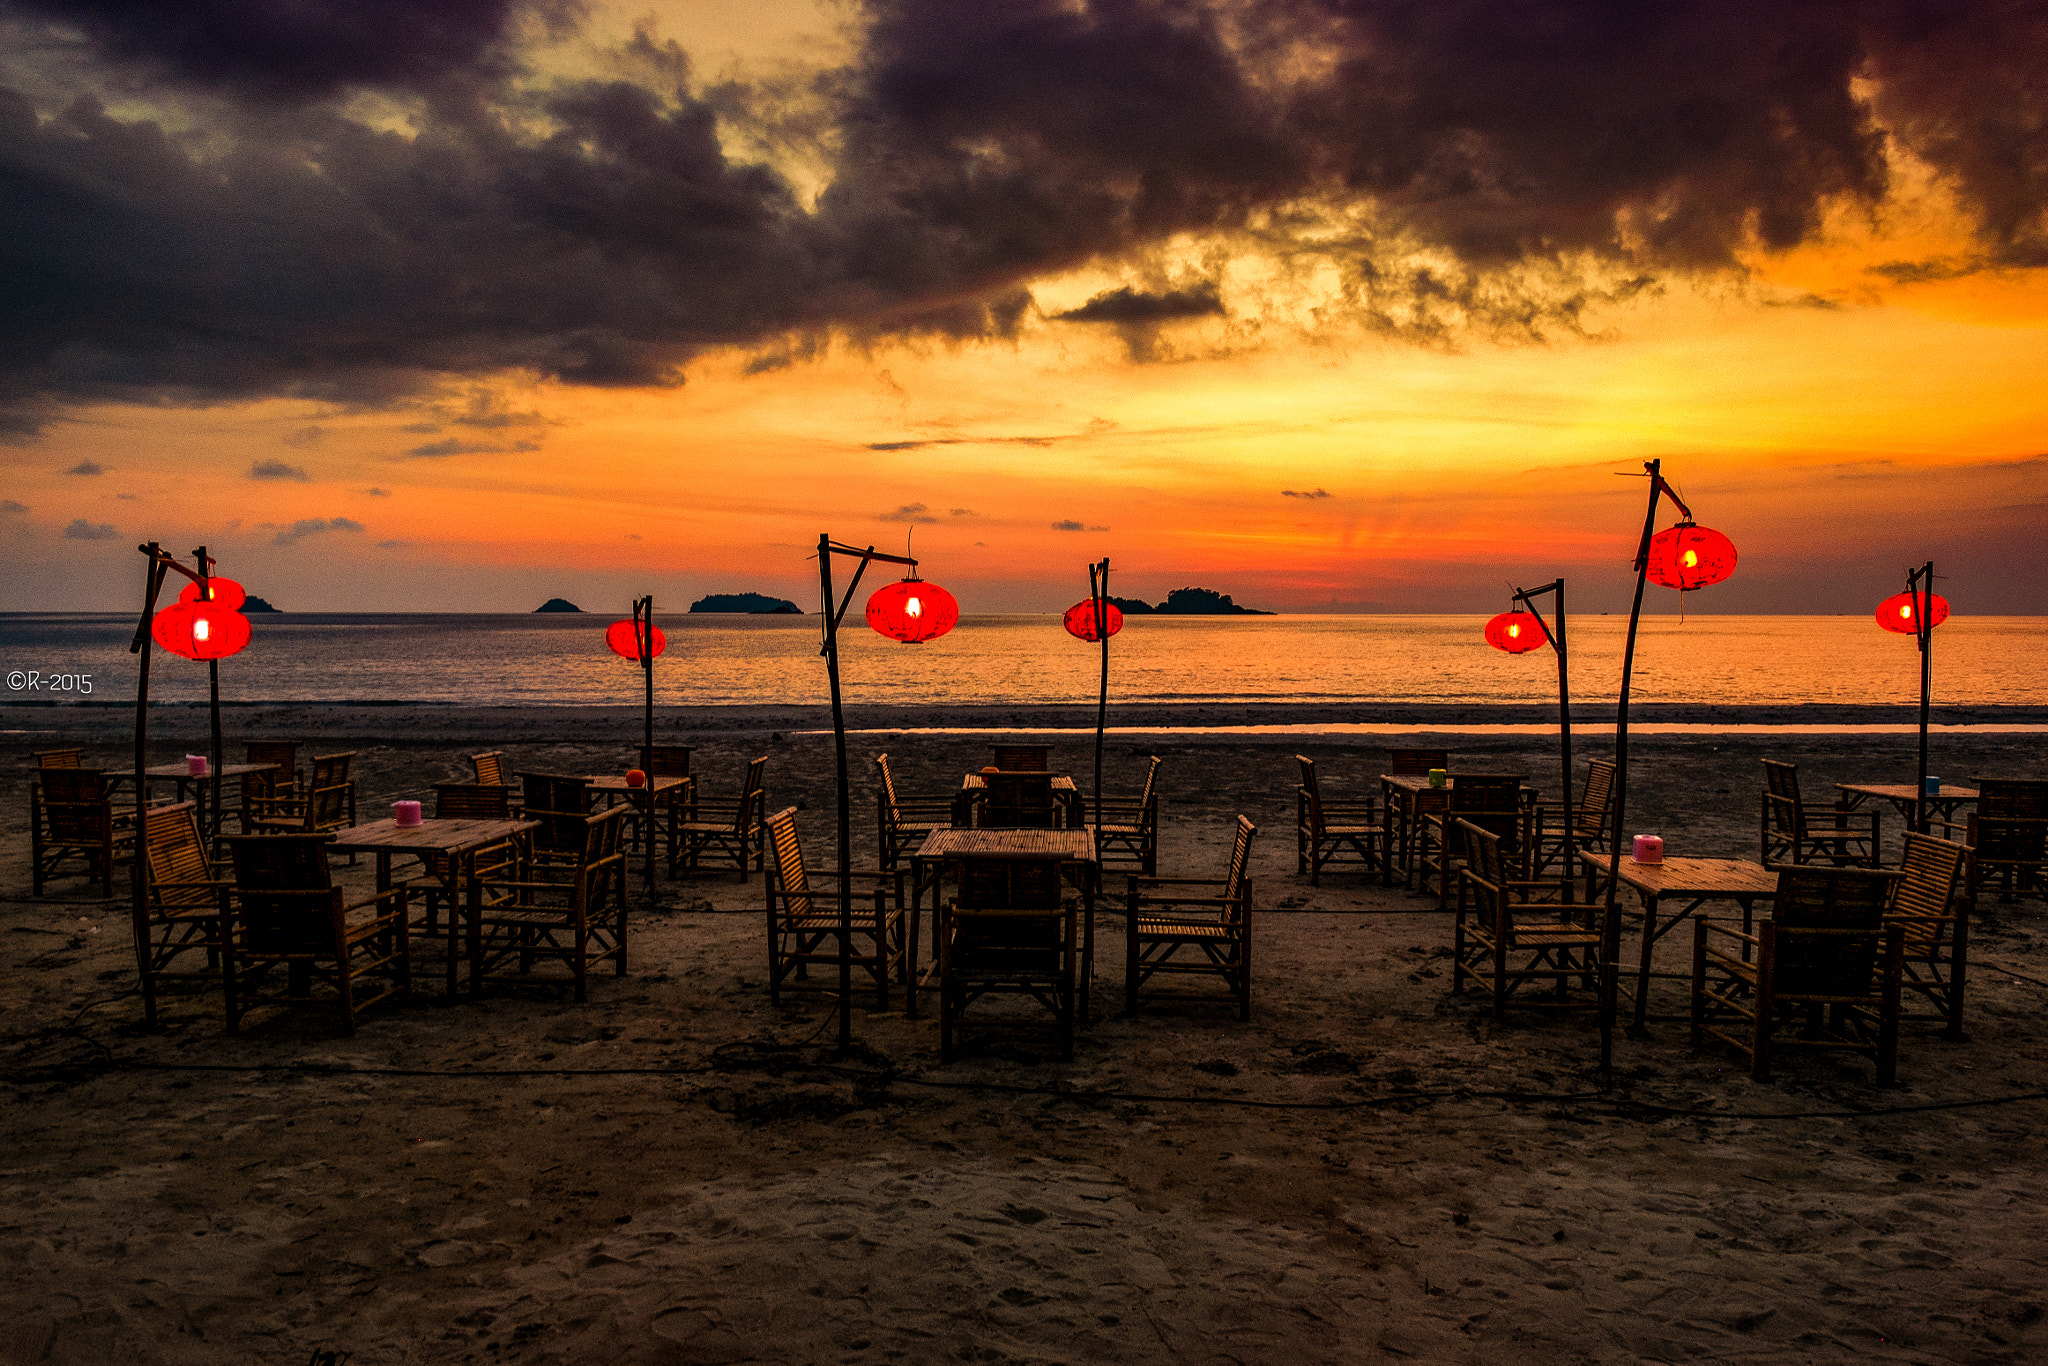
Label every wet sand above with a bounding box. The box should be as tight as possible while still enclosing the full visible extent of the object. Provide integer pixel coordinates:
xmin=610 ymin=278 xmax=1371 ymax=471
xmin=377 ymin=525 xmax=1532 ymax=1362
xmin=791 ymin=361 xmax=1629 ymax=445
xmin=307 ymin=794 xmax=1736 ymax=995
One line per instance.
xmin=3 ymin=703 xmax=2045 ymax=1364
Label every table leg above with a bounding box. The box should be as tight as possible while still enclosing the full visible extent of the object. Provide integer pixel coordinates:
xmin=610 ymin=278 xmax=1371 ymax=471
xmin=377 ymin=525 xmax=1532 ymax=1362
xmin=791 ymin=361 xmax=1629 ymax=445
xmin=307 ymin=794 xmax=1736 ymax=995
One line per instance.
xmin=1078 ymin=862 xmax=1096 ymax=1024
xmin=905 ymin=855 xmax=927 ymax=1020
xmin=1634 ymin=892 xmax=1659 ymax=1030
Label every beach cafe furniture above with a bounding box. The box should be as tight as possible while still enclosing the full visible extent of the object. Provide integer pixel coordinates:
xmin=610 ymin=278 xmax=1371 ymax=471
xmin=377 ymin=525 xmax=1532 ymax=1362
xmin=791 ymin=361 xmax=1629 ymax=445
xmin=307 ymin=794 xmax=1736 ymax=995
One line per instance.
xmin=908 ymin=828 xmax=1100 ymax=1023
xmin=1836 ymin=779 xmax=1978 ymax=837
xmin=1379 ymin=748 xmax=1449 ymax=884
xmin=518 ymin=772 xmax=596 ymax=866
xmin=1090 ymin=754 xmax=1165 ymax=878
xmin=1960 ymin=777 xmax=2048 ymax=907
xmin=1419 ymin=774 xmax=1527 ymax=909
xmin=588 ymin=769 xmax=688 ymax=896
xmin=630 ymin=744 xmax=698 ymax=872
xmin=219 ymin=833 xmax=411 ymax=1036
xmin=1760 ymin=759 xmax=1878 ymax=866
xmin=141 ymin=757 xmax=280 ymax=842
xmin=471 ymin=751 xmax=511 ymax=788
xmin=1886 ymin=832 xmax=1972 ymax=1039
xmin=1452 ymin=819 xmax=1607 ymax=1021
xmin=32 ymin=768 xmax=136 ymax=896
xmin=1583 ymin=850 xmax=1780 ymax=1031
xmin=1528 ymin=758 xmax=1616 ymax=882
xmin=875 ymin=752 xmax=956 ymax=871
xmin=240 ymin=741 xmax=303 ymax=832
xmin=406 ymin=783 xmax=525 ymax=931
xmin=1125 ymin=815 xmax=1256 ymax=1020
xmin=1295 ymin=755 xmax=1389 ymax=886
xmin=1691 ymin=864 xmax=1906 ymax=1085
xmin=957 ymin=769 xmax=1082 ymax=828
xmin=243 ymin=752 xmax=355 ymax=843
xmin=471 ymin=807 xmax=630 ymax=1003
xmin=671 ymin=755 xmax=769 ymax=881
xmin=993 ymin=744 xmax=1051 ymax=772
xmin=134 ymin=801 xmax=231 ymax=1026
xmin=938 ymin=844 xmax=1077 ymax=1062
xmin=33 ymin=747 xmax=84 ymax=768
xmin=763 ymin=806 xmax=906 ymax=1009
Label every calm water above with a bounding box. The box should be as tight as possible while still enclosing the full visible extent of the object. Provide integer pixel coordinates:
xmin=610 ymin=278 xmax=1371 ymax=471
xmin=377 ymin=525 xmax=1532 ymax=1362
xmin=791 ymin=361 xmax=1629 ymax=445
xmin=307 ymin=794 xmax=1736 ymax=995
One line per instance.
xmin=3 ymin=613 xmax=2041 ymax=711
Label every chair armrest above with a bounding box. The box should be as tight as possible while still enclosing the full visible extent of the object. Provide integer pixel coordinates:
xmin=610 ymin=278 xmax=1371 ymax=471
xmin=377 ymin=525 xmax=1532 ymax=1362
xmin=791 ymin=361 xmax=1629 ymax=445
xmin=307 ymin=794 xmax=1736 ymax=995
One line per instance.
xmin=1128 ymin=876 xmax=1227 ymax=889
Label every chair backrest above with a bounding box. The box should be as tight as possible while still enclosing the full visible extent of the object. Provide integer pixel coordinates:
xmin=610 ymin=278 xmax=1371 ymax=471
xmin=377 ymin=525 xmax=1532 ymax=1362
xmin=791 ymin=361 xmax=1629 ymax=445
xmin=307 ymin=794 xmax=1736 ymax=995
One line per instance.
xmin=982 ymin=771 xmax=1055 ymax=828
xmin=1296 ymin=754 xmax=1324 ymax=827
xmin=305 ymin=752 xmax=354 ymax=828
xmin=993 ymin=745 xmax=1050 ymax=772
xmin=1973 ymin=779 xmax=2048 ymax=859
xmin=875 ymin=753 xmax=904 ymax=817
xmin=245 ymin=741 xmax=299 ymax=773
xmin=519 ymin=772 xmax=594 ymax=853
xmin=1574 ymin=759 xmax=1617 ymax=839
xmin=1387 ymin=748 xmax=1448 ymax=776
xmin=642 ymin=744 xmax=693 ymax=778
xmin=1766 ymin=865 xmax=1896 ymax=997
xmin=1136 ymin=755 xmax=1164 ymax=807
xmin=33 ymin=747 xmax=84 ymax=768
xmin=223 ymin=834 xmax=340 ymax=953
xmin=39 ymin=768 xmax=115 ymax=839
xmin=1888 ymin=832 xmax=1967 ymax=929
xmin=957 ymin=856 xmax=1064 ymax=909
xmin=143 ymin=802 xmax=213 ymax=908
xmin=1761 ymin=759 xmax=1802 ymax=804
xmin=434 ymin=783 xmax=514 ymax=819
xmin=574 ymin=808 xmax=630 ymax=915
xmin=766 ymin=806 xmax=811 ymax=916
xmin=471 ymin=751 xmax=508 ymax=786
xmin=730 ymin=757 xmax=769 ymax=835
xmin=1448 ymin=774 xmax=1523 ymax=847
xmin=1221 ymin=815 xmax=1257 ymax=911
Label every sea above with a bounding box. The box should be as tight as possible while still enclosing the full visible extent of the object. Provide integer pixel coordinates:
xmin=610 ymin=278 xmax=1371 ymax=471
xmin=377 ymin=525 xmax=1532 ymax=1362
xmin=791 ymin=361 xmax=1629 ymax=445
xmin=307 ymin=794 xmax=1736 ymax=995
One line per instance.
xmin=2 ymin=613 xmax=2043 ymax=718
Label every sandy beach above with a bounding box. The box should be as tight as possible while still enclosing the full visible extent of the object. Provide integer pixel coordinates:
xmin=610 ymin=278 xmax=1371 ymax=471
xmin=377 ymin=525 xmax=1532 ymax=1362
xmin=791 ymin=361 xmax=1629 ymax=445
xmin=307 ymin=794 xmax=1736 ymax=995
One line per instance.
xmin=4 ymin=702 xmax=2045 ymax=1365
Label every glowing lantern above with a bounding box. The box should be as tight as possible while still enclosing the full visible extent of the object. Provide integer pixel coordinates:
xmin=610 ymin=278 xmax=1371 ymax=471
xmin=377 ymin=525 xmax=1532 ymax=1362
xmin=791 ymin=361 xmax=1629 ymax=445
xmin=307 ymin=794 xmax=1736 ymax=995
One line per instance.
xmin=1645 ymin=521 xmax=1737 ymax=591
xmin=178 ymin=576 xmax=247 ymax=611
xmin=1876 ymin=591 xmax=1950 ymax=634
xmin=1063 ymin=598 xmax=1124 ymax=642
xmin=1484 ymin=610 xmax=1546 ymax=654
xmin=606 ymin=619 xmax=667 ymax=660
xmin=152 ymin=600 xmax=252 ymax=661
xmin=866 ymin=577 xmax=959 ymax=644
xmin=625 ymin=768 xmax=646 ymax=788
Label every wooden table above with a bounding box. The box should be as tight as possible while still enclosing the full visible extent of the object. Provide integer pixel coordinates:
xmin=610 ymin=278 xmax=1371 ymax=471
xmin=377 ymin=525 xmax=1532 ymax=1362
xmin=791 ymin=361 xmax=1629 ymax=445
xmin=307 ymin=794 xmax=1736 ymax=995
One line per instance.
xmin=1380 ymin=773 xmax=1533 ymax=889
xmin=586 ymin=773 xmax=692 ymax=898
xmin=325 ymin=816 xmax=540 ymax=999
xmin=139 ymin=761 xmax=278 ymax=839
xmin=1837 ymin=782 xmax=1978 ymax=833
xmin=907 ymin=828 xmax=1099 ymax=1022
xmin=1582 ymin=852 xmax=1780 ymax=1030
xmin=955 ymin=772 xmax=1083 ymax=828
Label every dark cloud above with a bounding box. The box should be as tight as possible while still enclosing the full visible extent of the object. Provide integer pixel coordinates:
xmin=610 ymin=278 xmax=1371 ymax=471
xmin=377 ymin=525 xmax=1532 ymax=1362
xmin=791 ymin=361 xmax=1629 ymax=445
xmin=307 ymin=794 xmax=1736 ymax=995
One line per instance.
xmin=950 ymin=507 xmax=976 ymax=516
xmin=401 ymin=438 xmax=539 ymax=458
xmin=281 ymin=426 xmax=325 ymax=447
xmin=63 ymin=517 xmax=116 ymax=539
xmin=1282 ymin=487 xmax=1332 ymax=499
xmin=249 ymin=458 xmax=309 ymax=481
xmin=878 ymin=502 xmax=938 ymax=523
xmin=363 ymin=486 xmax=391 ymax=496
xmin=272 ymin=515 xmax=363 ymax=544
xmin=2 ymin=498 xmax=28 ymax=512
xmin=0 ymin=0 xmax=2043 ymax=430
xmin=65 ymin=461 xmax=106 ymax=475
xmin=1051 ymin=519 xmax=1085 ymax=531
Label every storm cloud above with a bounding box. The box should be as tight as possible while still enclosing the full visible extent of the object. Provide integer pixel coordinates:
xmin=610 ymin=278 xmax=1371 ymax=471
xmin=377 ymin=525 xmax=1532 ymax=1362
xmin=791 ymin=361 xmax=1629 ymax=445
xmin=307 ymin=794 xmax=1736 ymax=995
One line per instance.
xmin=0 ymin=0 xmax=2042 ymax=432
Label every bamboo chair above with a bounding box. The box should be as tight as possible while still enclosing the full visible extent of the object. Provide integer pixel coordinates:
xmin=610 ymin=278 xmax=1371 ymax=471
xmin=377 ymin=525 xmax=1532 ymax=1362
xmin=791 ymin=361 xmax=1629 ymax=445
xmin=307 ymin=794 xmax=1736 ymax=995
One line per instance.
xmin=992 ymin=745 xmax=1051 ymax=772
xmin=763 ymin=806 xmax=906 ymax=1008
xmin=1090 ymin=755 xmax=1164 ymax=878
xmin=133 ymin=801 xmax=233 ymax=1025
xmin=220 ymin=833 xmax=410 ymax=1035
xmin=31 ymin=768 xmax=135 ymax=895
xmin=1419 ymin=774 xmax=1526 ymax=908
xmin=471 ymin=751 xmax=510 ymax=787
xmin=402 ymin=784 xmax=525 ymax=930
xmin=1885 ymin=832 xmax=1971 ymax=1039
xmin=517 ymin=772 xmax=595 ymax=866
xmin=979 ymin=771 xmax=1058 ymax=829
xmin=1691 ymin=864 xmax=1905 ymax=1084
xmin=1760 ymin=759 xmax=1878 ymax=866
xmin=247 ymin=752 xmax=357 ymax=839
xmin=240 ymin=741 xmax=303 ymax=830
xmin=32 ymin=747 xmax=84 ymax=768
xmin=1295 ymin=755 xmax=1389 ymax=886
xmin=939 ymin=856 xmax=1075 ymax=1062
xmin=1126 ymin=815 xmax=1256 ymax=1019
xmin=1526 ymin=758 xmax=1616 ymax=882
xmin=875 ymin=752 xmax=956 ymax=870
xmin=1962 ymin=778 xmax=2048 ymax=907
xmin=1451 ymin=820 xmax=1606 ymax=1019
xmin=631 ymin=744 xmax=697 ymax=867
xmin=471 ymin=807 xmax=629 ymax=1002
xmin=1385 ymin=748 xmax=1448 ymax=776
xmin=673 ymin=756 xmax=768 ymax=881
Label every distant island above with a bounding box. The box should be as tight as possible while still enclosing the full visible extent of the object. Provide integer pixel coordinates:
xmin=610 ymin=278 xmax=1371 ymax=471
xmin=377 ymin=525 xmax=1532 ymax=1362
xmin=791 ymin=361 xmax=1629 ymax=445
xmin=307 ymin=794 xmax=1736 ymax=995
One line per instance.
xmin=534 ymin=598 xmax=582 ymax=613
xmin=690 ymin=593 xmax=802 ymax=614
xmin=242 ymin=596 xmax=281 ymax=613
xmin=1107 ymin=587 xmax=1273 ymax=616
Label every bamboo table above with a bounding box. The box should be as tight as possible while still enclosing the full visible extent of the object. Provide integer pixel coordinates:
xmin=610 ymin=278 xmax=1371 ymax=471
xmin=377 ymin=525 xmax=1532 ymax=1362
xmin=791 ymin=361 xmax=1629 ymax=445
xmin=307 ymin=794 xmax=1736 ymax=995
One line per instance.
xmin=907 ymin=828 xmax=1099 ymax=1022
xmin=1582 ymin=852 xmax=1781 ymax=1030
xmin=585 ymin=773 xmax=692 ymax=899
xmin=1836 ymin=781 xmax=1977 ymax=833
xmin=1380 ymin=773 xmax=1534 ymax=889
xmin=139 ymin=761 xmax=277 ymax=840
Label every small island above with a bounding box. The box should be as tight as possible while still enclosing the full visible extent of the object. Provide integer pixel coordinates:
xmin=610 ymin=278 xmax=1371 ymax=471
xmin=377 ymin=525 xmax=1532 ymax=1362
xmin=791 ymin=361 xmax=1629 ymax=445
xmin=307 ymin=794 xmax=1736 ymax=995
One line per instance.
xmin=690 ymin=593 xmax=803 ymax=614
xmin=534 ymin=598 xmax=583 ymax=613
xmin=242 ymin=596 xmax=281 ymax=613
xmin=1107 ymin=587 xmax=1273 ymax=616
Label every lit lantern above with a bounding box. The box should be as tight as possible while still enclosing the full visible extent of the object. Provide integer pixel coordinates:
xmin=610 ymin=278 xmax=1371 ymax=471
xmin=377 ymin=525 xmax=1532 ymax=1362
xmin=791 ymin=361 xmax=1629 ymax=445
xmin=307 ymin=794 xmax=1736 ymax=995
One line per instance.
xmin=625 ymin=768 xmax=646 ymax=788
xmin=1876 ymin=591 xmax=1950 ymax=634
xmin=1484 ymin=610 xmax=1546 ymax=654
xmin=178 ymin=576 xmax=247 ymax=611
xmin=866 ymin=577 xmax=959 ymax=644
xmin=1645 ymin=521 xmax=1737 ymax=591
xmin=1063 ymin=598 xmax=1124 ymax=641
xmin=151 ymin=599 xmax=252 ymax=661
xmin=606 ymin=619 xmax=667 ymax=660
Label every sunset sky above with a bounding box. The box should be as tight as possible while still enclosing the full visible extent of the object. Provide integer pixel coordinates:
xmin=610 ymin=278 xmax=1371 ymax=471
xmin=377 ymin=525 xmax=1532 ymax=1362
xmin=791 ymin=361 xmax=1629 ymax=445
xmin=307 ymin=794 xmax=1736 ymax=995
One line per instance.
xmin=3 ymin=0 xmax=2044 ymax=615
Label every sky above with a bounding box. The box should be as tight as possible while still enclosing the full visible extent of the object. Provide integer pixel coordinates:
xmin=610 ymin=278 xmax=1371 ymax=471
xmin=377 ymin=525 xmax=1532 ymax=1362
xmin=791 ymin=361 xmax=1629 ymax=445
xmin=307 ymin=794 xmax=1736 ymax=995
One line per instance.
xmin=1 ymin=0 xmax=2044 ymax=615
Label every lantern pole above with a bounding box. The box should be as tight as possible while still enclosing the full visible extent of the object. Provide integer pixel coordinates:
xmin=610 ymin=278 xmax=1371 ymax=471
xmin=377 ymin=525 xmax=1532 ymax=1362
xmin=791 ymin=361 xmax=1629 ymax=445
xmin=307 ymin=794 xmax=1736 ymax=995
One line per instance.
xmin=1090 ymin=559 xmax=1109 ymax=850
xmin=817 ymin=535 xmax=918 ymax=1056
xmin=128 ymin=543 xmax=174 ymax=1026
xmin=190 ymin=546 xmax=227 ymax=838
xmin=1510 ymin=578 xmax=1572 ymax=824
xmin=636 ymin=594 xmax=657 ymax=894
xmin=1907 ymin=561 xmax=1935 ymax=834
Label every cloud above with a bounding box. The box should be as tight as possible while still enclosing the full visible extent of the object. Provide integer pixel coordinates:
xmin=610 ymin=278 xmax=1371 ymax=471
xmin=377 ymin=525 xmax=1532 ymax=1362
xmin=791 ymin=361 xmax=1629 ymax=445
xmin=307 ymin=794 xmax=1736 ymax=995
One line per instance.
xmin=65 ymin=461 xmax=106 ymax=476
xmin=950 ymin=507 xmax=976 ymax=517
xmin=444 ymin=387 xmax=547 ymax=429
xmin=401 ymin=438 xmax=540 ymax=458
xmin=63 ymin=518 xmax=116 ymax=539
xmin=376 ymin=539 xmax=408 ymax=549
xmin=362 ymin=486 xmax=391 ymax=496
xmin=272 ymin=516 xmax=364 ymax=545
xmin=625 ymin=532 xmax=642 ymax=540
xmin=878 ymin=502 xmax=938 ymax=524
xmin=399 ymin=423 xmax=442 ymax=434
xmin=115 ymin=492 xmax=138 ymax=499
xmin=281 ymin=426 xmax=325 ymax=447
xmin=1054 ymin=283 xmax=1225 ymax=325
xmin=1282 ymin=488 xmax=1332 ymax=500
xmin=1051 ymin=519 xmax=1084 ymax=532
xmin=249 ymin=458 xmax=310 ymax=481
xmin=2 ymin=499 xmax=28 ymax=513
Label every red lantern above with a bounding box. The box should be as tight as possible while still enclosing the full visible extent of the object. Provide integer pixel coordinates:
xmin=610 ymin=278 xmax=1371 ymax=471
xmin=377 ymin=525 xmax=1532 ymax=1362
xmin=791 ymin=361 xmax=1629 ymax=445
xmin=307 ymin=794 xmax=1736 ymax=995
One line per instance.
xmin=625 ymin=768 xmax=646 ymax=788
xmin=866 ymin=578 xmax=958 ymax=644
xmin=1063 ymin=598 xmax=1124 ymax=641
xmin=1876 ymin=591 xmax=1949 ymax=634
xmin=1484 ymin=610 xmax=1546 ymax=654
xmin=178 ymin=576 xmax=247 ymax=611
xmin=152 ymin=599 xmax=252 ymax=661
xmin=606 ymin=619 xmax=667 ymax=660
xmin=1645 ymin=521 xmax=1737 ymax=591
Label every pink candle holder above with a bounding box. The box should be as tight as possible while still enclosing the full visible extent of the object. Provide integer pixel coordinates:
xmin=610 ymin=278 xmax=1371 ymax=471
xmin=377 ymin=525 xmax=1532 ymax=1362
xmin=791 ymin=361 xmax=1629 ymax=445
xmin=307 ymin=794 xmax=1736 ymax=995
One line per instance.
xmin=1630 ymin=834 xmax=1664 ymax=864
xmin=186 ymin=754 xmax=208 ymax=776
xmin=393 ymin=800 xmax=423 ymax=827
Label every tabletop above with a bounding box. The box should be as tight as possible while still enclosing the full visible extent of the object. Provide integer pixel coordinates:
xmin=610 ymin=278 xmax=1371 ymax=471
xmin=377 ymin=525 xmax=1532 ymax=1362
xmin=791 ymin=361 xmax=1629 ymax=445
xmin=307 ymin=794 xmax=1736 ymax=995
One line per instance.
xmin=916 ymin=829 xmax=1097 ymax=862
xmin=586 ymin=774 xmax=688 ymax=795
xmin=1382 ymin=773 xmax=1529 ymax=794
xmin=959 ymin=773 xmax=1079 ymax=792
xmin=1837 ymin=782 xmax=1979 ymax=802
xmin=142 ymin=761 xmax=277 ymax=781
xmin=1582 ymin=852 xmax=1780 ymax=898
xmin=325 ymin=816 xmax=539 ymax=855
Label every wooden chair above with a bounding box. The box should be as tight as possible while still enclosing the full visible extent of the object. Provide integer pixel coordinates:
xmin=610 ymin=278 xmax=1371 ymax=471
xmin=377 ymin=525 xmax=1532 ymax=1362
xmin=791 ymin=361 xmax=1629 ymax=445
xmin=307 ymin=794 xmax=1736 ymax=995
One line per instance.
xmin=1419 ymin=774 xmax=1526 ymax=908
xmin=1091 ymin=755 xmax=1164 ymax=878
xmin=247 ymin=752 xmax=357 ymax=839
xmin=1126 ymin=815 xmax=1256 ymax=1019
xmin=631 ymin=744 xmax=697 ymax=866
xmin=220 ymin=833 xmax=410 ymax=1035
xmin=240 ymin=741 xmax=303 ymax=830
xmin=32 ymin=768 xmax=135 ymax=895
xmin=1760 ymin=759 xmax=1878 ymax=866
xmin=1295 ymin=754 xmax=1389 ymax=886
xmin=32 ymin=747 xmax=84 ymax=768
xmin=1527 ymin=758 xmax=1616 ymax=881
xmin=939 ymin=855 xmax=1075 ymax=1062
xmin=992 ymin=745 xmax=1051 ymax=772
xmin=471 ymin=751 xmax=509 ymax=787
xmin=1886 ymin=832 xmax=1971 ymax=1039
xmin=1452 ymin=820 xmax=1606 ymax=1019
xmin=875 ymin=752 xmax=956 ymax=870
xmin=405 ymin=784 xmax=525 ymax=929
xmin=133 ymin=801 xmax=233 ymax=1025
xmin=1692 ymin=864 xmax=1905 ymax=1084
xmin=517 ymin=772 xmax=595 ymax=866
xmin=1385 ymin=748 xmax=1448 ymax=776
xmin=979 ymin=770 xmax=1058 ymax=829
xmin=673 ymin=756 xmax=768 ymax=880
xmin=763 ymin=806 xmax=906 ymax=1008
xmin=1961 ymin=778 xmax=2048 ymax=907
xmin=471 ymin=807 xmax=629 ymax=1002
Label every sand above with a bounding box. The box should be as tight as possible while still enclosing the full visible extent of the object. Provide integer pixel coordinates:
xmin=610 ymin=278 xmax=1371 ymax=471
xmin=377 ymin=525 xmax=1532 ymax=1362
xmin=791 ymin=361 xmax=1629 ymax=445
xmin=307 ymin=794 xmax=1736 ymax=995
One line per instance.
xmin=3 ymin=702 xmax=2046 ymax=1365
